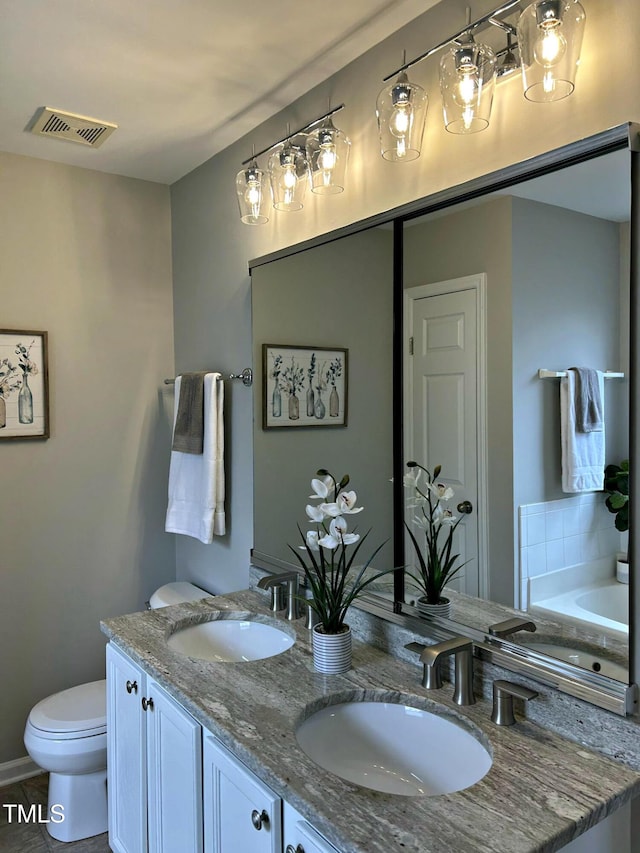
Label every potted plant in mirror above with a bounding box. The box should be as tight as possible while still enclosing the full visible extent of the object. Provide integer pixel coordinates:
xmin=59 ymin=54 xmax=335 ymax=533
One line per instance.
xmin=290 ymin=469 xmax=390 ymax=674
xmin=403 ymin=461 xmax=468 ymax=619
xmin=604 ymin=459 xmax=629 ymax=584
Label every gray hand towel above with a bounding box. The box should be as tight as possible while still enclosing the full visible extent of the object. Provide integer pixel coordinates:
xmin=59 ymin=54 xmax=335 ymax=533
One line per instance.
xmin=569 ymin=367 xmax=603 ymax=433
xmin=172 ymin=372 xmax=208 ymax=454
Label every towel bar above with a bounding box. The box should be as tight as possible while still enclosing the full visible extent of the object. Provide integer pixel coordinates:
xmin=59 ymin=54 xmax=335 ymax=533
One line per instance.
xmin=164 ymin=368 xmax=253 ymax=387
xmin=538 ymin=369 xmax=625 ymax=379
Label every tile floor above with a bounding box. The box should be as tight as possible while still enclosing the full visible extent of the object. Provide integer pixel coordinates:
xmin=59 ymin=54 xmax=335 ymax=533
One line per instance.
xmin=0 ymin=774 xmax=110 ymax=852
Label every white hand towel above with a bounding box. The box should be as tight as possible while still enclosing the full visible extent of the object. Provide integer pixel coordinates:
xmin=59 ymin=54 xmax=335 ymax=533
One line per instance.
xmin=560 ymin=369 xmax=605 ymax=493
xmin=165 ymin=373 xmax=225 ymax=542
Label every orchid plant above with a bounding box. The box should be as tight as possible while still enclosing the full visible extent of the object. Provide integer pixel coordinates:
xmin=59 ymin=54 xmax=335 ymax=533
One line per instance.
xmin=404 ymin=461 xmax=468 ymax=605
xmin=290 ymin=469 xmax=390 ymax=634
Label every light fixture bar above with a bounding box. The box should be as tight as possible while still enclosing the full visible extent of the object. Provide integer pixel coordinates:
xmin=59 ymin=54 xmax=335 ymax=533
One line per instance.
xmin=382 ymin=0 xmax=522 ymax=82
xmin=242 ymin=105 xmax=345 ymax=166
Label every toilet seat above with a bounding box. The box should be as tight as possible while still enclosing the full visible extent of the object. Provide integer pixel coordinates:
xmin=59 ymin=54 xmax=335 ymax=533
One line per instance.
xmin=28 ymin=680 xmax=106 ymax=740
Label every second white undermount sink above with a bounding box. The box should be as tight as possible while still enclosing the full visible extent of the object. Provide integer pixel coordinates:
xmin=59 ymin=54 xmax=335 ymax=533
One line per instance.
xmin=296 ymin=700 xmax=492 ymax=796
xmin=167 ymin=618 xmax=294 ymax=663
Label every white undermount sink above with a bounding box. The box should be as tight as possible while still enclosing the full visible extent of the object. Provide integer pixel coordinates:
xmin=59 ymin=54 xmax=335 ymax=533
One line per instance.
xmin=167 ymin=618 xmax=294 ymax=663
xmin=296 ymin=700 xmax=492 ymax=796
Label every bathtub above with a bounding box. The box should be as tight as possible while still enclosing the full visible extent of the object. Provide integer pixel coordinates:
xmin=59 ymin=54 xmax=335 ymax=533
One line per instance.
xmin=531 ymin=577 xmax=628 ymax=635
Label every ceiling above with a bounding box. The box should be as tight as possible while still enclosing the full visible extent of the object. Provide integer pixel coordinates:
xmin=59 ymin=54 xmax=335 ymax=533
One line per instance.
xmin=0 ymin=0 xmax=441 ymax=185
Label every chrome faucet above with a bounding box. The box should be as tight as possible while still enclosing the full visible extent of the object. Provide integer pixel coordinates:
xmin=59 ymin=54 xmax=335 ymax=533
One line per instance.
xmin=488 ymin=617 xmax=537 ymax=638
xmin=491 ymin=680 xmax=538 ymax=726
xmin=257 ymin=572 xmax=302 ymax=620
xmin=405 ymin=636 xmax=476 ymax=706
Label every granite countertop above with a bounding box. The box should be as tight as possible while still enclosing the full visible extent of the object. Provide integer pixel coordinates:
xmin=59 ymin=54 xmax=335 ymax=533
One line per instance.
xmin=101 ymin=590 xmax=640 ymax=853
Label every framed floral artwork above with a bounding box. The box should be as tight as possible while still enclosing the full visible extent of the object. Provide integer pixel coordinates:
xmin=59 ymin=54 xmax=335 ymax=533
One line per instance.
xmin=263 ymin=344 xmax=348 ymax=429
xmin=0 ymin=329 xmax=49 ymax=440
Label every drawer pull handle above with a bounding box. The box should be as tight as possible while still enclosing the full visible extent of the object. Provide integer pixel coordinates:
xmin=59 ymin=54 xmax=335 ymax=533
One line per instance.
xmin=141 ymin=696 xmax=154 ymax=711
xmin=286 ymin=846 xmax=305 ymax=853
xmin=251 ymin=809 xmax=269 ymax=831
xmin=126 ymin=680 xmax=138 ymax=694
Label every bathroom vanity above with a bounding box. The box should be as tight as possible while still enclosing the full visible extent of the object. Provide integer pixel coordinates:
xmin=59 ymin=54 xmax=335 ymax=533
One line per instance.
xmin=102 ymin=590 xmax=640 ymax=853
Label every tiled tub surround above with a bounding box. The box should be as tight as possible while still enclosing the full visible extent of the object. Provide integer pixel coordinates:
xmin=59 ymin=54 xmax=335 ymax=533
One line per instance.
xmin=519 ymin=495 xmax=621 ymax=611
xmin=102 ymin=590 xmax=640 ymax=853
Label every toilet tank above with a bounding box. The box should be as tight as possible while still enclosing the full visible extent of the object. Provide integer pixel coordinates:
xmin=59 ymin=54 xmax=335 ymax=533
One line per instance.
xmin=149 ymin=581 xmax=212 ymax=609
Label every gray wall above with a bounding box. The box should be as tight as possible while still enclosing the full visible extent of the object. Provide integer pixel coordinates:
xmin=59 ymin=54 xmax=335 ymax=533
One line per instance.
xmin=403 ymin=197 xmax=514 ymax=604
xmin=170 ymin=0 xmax=640 ymax=600
xmin=0 ymin=152 xmax=176 ymax=763
xmin=511 ymin=197 xmax=627 ymax=509
xmin=252 ymin=228 xmax=394 ymax=574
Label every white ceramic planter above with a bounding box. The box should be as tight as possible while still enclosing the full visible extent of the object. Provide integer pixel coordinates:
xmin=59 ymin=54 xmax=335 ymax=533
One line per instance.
xmin=616 ymin=554 xmax=629 ymax=585
xmin=416 ymin=596 xmax=452 ymax=619
xmin=312 ymin=624 xmax=352 ymax=674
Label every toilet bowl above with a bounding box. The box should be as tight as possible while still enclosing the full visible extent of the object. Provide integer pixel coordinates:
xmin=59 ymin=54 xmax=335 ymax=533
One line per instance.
xmin=23 ymin=581 xmax=209 ymax=843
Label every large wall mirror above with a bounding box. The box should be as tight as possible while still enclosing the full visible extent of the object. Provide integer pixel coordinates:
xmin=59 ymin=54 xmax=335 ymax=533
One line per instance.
xmin=251 ymin=124 xmax=638 ymax=708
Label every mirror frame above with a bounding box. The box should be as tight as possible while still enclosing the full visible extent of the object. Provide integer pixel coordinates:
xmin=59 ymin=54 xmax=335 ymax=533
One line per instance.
xmin=250 ymin=122 xmax=639 ymax=716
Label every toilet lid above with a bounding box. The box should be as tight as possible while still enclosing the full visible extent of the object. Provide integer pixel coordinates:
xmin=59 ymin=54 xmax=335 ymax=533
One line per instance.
xmin=29 ymin=680 xmax=106 ymax=737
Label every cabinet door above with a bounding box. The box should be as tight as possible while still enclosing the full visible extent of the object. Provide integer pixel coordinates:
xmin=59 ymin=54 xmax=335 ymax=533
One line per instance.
xmin=203 ymin=734 xmax=281 ymax=853
xmin=146 ymin=677 xmax=203 ymax=853
xmin=106 ymin=644 xmax=148 ymax=853
xmin=283 ymin=802 xmax=340 ymax=853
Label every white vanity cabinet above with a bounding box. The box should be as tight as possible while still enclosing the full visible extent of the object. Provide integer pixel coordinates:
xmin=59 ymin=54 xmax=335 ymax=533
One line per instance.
xmin=283 ymin=802 xmax=340 ymax=853
xmin=106 ymin=643 xmax=203 ymax=853
xmin=203 ymin=732 xmax=282 ymax=852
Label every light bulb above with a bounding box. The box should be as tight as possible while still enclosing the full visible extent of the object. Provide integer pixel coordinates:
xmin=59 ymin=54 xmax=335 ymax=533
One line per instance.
xmin=318 ymin=145 xmax=336 ymax=172
xmin=534 ymin=23 xmax=567 ymax=66
xmin=283 ymin=165 xmax=297 ymax=190
xmin=456 ymin=71 xmax=478 ymax=106
xmin=390 ymin=104 xmax=411 ymax=137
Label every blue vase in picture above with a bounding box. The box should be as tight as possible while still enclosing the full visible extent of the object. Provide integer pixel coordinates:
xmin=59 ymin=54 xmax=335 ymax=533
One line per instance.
xmin=272 ymin=385 xmax=282 ymax=418
xmin=18 ymin=374 xmax=33 ymax=424
xmin=314 ymin=391 xmax=325 ymax=419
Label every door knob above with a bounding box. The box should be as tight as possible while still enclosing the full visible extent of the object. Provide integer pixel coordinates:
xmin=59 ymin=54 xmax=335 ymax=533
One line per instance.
xmin=457 ymin=500 xmax=473 ymax=514
xmin=251 ymin=809 xmax=270 ymax=830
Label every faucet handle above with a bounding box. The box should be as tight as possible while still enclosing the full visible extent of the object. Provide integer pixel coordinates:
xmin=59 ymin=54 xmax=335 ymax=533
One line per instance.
xmin=488 ymin=617 xmax=537 ymax=638
xmin=491 ymin=679 xmax=538 ymax=726
xmin=404 ymin=641 xmax=443 ymax=690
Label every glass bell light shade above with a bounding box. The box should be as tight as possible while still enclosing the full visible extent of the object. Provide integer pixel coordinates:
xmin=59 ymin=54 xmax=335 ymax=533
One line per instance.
xmin=376 ymin=71 xmax=428 ymax=162
xmin=517 ymin=0 xmax=586 ymax=102
xmin=235 ymin=162 xmax=269 ymax=225
xmin=439 ymin=39 xmax=497 ymax=134
xmin=268 ymin=142 xmax=309 ymax=211
xmin=305 ymin=118 xmax=351 ymax=195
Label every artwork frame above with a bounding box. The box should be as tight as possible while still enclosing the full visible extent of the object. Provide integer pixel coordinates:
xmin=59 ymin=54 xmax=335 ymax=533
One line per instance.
xmin=0 ymin=329 xmax=49 ymax=440
xmin=263 ymin=344 xmax=348 ymax=429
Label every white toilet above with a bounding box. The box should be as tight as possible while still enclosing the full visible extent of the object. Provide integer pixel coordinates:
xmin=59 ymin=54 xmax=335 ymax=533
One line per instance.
xmin=23 ymin=581 xmax=209 ymax=843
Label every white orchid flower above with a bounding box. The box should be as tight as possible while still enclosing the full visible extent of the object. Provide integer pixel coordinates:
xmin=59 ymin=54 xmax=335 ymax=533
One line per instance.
xmin=305 ymin=504 xmax=325 ymax=523
xmin=412 ymin=514 xmax=429 ymax=530
xmin=439 ymin=509 xmax=457 ymax=526
xmin=319 ymin=516 xmax=360 ymax=549
xmin=403 ymin=469 xmax=421 ymax=488
xmin=318 ymin=501 xmax=341 ymax=517
xmin=428 ymin=481 xmax=454 ymax=502
xmin=337 ymin=490 xmax=363 ymax=514
xmin=309 ymin=475 xmax=333 ymax=500
xmin=302 ymin=530 xmax=321 ymax=551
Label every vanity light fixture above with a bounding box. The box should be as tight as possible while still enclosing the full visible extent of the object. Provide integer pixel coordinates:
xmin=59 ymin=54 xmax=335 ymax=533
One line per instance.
xmin=306 ymin=116 xmax=351 ymax=194
xmin=439 ymin=34 xmax=497 ymax=134
xmin=517 ymin=0 xmax=586 ymax=102
xmin=235 ymin=105 xmax=348 ymax=225
xmin=235 ymin=160 xmax=269 ymax=225
xmin=376 ymin=68 xmax=428 ymax=161
xmin=377 ymin=0 xmax=586 ymax=159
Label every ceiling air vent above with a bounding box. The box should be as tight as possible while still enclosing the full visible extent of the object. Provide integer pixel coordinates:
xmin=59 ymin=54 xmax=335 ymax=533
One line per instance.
xmin=30 ymin=107 xmax=117 ymax=149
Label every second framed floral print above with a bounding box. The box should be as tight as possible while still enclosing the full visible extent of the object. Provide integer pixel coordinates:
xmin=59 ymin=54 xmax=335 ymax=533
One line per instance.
xmin=263 ymin=344 xmax=347 ymax=429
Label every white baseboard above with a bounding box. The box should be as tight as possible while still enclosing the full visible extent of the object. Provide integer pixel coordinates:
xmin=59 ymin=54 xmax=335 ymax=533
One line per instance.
xmin=0 ymin=756 xmax=42 ymax=786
